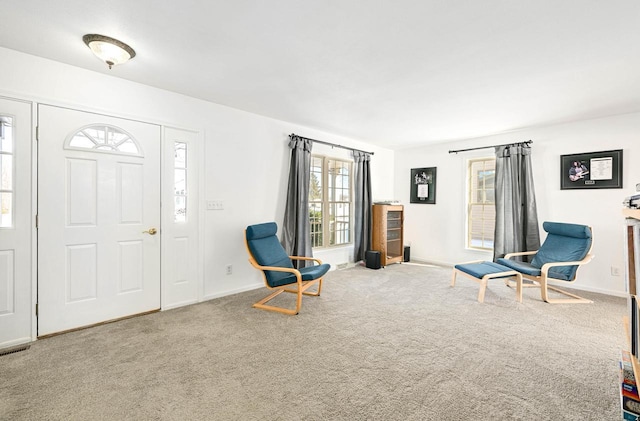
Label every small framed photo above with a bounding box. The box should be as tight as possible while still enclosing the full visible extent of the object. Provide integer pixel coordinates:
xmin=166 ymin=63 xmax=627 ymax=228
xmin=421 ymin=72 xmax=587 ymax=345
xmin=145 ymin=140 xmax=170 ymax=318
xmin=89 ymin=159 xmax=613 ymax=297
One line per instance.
xmin=410 ymin=167 xmax=436 ymax=204
xmin=560 ymin=149 xmax=623 ymax=190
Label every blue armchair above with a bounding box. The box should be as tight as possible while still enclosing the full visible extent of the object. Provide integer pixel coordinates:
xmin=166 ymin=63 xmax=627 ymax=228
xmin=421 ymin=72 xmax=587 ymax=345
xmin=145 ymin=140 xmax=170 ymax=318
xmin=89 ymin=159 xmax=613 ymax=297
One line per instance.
xmin=496 ymin=221 xmax=594 ymax=303
xmin=244 ymin=222 xmax=330 ymax=315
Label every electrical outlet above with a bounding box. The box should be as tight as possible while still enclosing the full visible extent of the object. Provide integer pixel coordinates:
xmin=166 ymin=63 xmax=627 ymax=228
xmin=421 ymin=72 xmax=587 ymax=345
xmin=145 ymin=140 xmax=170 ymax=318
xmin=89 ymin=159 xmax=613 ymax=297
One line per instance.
xmin=226 ymin=264 xmax=232 ymax=275
xmin=206 ymin=200 xmax=225 ymax=210
xmin=611 ymin=266 xmax=621 ymax=276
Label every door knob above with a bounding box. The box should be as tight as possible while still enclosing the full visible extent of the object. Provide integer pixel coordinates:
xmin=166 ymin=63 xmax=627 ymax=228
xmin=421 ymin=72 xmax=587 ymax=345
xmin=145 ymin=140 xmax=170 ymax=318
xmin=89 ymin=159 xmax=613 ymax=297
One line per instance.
xmin=142 ymin=228 xmax=158 ymax=235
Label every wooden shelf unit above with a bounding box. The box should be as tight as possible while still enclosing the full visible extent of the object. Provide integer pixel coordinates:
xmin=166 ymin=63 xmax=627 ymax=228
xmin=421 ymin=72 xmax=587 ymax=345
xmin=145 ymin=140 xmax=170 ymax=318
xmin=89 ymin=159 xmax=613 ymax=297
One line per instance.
xmin=625 ymin=209 xmax=640 ymax=295
xmin=623 ymin=208 xmax=640 ymax=414
xmin=372 ymin=204 xmax=404 ymax=266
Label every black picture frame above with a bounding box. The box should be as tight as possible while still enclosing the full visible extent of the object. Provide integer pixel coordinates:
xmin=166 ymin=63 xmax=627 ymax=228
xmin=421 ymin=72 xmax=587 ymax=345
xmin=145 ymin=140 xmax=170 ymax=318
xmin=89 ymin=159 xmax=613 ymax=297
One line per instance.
xmin=410 ymin=167 xmax=436 ymax=204
xmin=560 ymin=149 xmax=623 ymax=190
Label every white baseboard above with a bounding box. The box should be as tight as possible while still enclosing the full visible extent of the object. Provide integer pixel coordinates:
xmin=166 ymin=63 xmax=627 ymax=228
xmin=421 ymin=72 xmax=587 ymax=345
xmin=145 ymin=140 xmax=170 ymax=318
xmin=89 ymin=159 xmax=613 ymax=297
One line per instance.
xmin=161 ymin=299 xmax=199 ymax=311
xmin=202 ymin=282 xmax=263 ymax=302
xmin=550 ymin=282 xmax=628 ymax=298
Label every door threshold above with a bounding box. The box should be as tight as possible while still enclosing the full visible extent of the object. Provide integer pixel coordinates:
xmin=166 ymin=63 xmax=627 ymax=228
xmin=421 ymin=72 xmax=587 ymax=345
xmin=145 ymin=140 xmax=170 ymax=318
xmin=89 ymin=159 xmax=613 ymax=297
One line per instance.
xmin=37 ymin=309 xmax=160 ymax=339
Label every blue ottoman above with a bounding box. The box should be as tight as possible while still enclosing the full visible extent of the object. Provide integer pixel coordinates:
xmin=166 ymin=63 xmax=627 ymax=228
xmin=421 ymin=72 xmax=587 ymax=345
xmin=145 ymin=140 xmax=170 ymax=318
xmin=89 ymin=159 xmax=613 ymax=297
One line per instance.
xmin=451 ymin=261 xmax=523 ymax=303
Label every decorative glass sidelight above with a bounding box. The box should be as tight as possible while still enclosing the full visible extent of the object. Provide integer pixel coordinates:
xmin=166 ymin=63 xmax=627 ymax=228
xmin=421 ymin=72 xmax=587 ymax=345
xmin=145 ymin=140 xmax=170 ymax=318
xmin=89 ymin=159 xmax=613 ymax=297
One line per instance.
xmin=66 ymin=124 xmax=142 ymax=156
xmin=174 ymin=142 xmax=187 ymax=222
xmin=0 ymin=116 xmax=14 ymax=228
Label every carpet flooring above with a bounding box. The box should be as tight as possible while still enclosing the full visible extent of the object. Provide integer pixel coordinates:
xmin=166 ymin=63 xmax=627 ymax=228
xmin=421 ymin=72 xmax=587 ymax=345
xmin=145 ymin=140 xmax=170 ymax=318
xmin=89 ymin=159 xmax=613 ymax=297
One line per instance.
xmin=0 ymin=262 xmax=629 ymax=420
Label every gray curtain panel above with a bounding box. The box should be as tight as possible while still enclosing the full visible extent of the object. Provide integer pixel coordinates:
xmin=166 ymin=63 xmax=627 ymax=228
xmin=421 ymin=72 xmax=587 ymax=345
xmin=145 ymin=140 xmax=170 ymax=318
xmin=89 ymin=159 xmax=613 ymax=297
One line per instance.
xmin=353 ymin=151 xmax=372 ymax=262
xmin=493 ymin=143 xmax=540 ymax=261
xmin=282 ymin=135 xmax=313 ymax=268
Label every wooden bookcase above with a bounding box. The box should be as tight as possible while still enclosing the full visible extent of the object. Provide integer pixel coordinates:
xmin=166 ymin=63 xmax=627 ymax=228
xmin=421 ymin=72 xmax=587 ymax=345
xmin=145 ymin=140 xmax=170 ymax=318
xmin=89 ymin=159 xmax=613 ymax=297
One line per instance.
xmin=622 ymin=209 xmax=640 ymax=417
xmin=624 ymin=208 xmax=640 ymax=295
xmin=372 ymin=204 xmax=404 ymax=266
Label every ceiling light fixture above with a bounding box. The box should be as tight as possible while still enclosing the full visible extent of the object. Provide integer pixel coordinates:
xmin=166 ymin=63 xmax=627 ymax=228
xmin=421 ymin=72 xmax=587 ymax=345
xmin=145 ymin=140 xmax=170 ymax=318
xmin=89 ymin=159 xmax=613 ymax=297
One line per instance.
xmin=82 ymin=34 xmax=136 ymax=69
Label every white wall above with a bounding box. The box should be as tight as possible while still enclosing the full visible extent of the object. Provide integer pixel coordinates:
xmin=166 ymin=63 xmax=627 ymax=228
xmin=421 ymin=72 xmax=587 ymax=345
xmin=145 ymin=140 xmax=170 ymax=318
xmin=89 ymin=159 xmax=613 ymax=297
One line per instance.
xmin=0 ymin=46 xmax=395 ymax=302
xmin=395 ymin=112 xmax=640 ymax=296
xmin=4 ymin=45 xmax=634 ymax=302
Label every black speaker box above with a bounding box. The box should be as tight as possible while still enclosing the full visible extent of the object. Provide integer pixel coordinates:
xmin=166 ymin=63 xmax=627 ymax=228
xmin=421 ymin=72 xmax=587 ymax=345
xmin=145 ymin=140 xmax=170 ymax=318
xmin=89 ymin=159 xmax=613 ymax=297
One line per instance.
xmin=365 ymin=250 xmax=381 ymax=269
xmin=403 ymin=246 xmax=410 ymax=262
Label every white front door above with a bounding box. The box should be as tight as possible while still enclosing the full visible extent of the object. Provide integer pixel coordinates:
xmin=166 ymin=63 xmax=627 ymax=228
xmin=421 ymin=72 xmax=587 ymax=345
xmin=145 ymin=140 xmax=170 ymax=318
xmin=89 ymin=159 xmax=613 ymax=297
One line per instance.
xmin=0 ymin=97 xmax=33 ymax=348
xmin=37 ymin=105 xmax=161 ymax=336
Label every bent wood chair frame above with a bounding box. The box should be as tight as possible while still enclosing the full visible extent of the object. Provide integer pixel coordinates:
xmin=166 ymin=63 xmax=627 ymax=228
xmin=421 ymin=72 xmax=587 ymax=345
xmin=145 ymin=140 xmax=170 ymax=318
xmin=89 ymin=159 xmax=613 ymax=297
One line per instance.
xmin=244 ymin=232 xmax=323 ymax=315
xmin=502 ymin=245 xmax=594 ymax=304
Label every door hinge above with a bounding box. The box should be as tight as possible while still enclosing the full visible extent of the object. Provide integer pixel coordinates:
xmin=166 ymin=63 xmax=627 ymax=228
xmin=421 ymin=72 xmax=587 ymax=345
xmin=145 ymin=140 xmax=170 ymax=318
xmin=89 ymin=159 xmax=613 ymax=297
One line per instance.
xmin=35 ymin=303 xmax=38 ymax=317
xmin=35 ymin=214 xmax=38 ymax=229
xmin=36 ymin=126 xmax=39 ymax=141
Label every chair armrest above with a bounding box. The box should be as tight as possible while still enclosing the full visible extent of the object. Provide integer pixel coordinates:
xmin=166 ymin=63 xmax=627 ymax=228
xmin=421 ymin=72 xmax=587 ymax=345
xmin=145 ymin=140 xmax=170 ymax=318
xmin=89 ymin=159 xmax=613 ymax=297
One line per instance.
xmin=540 ymin=254 xmax=594 ymax=273
xmin=247 ymin=260 xmax=303 ymax=283
xmin=539 ymin=254 xmax=595 ymax=281
xmin=289 ymin=256 xmax=323 ymax=265
xmin=503 ymin=250 xmax=538 ymax=259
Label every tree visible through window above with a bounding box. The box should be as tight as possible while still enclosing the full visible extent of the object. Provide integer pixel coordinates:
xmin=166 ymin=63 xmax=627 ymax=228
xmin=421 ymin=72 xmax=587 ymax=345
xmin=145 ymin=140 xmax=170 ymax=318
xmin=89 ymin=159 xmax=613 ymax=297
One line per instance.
xmin=309 ymin=155 xmax=352 ymax=248
xmin=468 ymin=158 xmax=496 ymax=249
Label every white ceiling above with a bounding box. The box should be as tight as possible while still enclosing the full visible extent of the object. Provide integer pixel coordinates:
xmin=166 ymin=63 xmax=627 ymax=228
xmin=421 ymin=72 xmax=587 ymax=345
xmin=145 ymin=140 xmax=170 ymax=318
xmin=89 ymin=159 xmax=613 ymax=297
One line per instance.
xmin=1 ymin=1 xmax=639 ymax=149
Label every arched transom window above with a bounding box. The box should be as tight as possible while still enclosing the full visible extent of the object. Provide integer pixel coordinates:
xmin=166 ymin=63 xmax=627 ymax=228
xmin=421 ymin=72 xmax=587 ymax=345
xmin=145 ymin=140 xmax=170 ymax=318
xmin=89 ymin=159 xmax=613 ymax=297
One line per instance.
xmin=65 ymin=124 xmax=143 ymax=156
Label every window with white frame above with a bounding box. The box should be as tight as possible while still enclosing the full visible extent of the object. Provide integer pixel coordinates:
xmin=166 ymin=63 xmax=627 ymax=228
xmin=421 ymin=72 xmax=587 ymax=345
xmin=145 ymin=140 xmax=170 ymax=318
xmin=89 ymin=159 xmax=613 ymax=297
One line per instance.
xmin=66 ymin=124 xmax=142 ymax=156
xmin=174 ymin=142 xmax=187 ymax=222
xmin=309 ymin=155 xmax=352 ymax=248
xmin=0 ymin=116 xmax=14 ymax=228
xmin=467 ymin=157 xmax=496 ymax=250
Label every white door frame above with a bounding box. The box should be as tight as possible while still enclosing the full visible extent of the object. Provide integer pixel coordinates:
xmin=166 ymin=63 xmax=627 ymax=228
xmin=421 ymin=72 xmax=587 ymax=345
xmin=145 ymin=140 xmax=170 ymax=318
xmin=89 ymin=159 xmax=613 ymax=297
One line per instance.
xmin=0 ymin=91 xmax=203 ymax=344
xmin=37 ymin=104 xmax=163 ymax=336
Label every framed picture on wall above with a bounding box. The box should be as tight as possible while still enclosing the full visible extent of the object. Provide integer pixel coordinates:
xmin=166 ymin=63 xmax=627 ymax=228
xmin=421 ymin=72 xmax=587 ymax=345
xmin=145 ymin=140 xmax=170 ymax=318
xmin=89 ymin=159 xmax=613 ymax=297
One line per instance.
xmin=560 ymin=149 xmax=623 ymax=190
xmin=410 ymin=167 xmax=436 ymax=204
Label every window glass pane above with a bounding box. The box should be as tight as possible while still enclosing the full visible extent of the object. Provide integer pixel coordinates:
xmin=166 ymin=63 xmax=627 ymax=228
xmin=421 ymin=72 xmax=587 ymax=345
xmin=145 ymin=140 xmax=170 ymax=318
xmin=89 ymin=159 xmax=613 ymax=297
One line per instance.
xmin=0 ymin=117 xmax=13 ymax=153
xmin=309 ymin=203 xmax=323 ymax=247
xmin=175 ymin=142 xmax=187 ymax=168
xmin=0 ymin=117 xmax=13 ymax=228
xmin=119 ymin=139 xmax=138 ymax=154
xmin=67 ymin=125 xmax=141 ymax=156
xmin=468 ymin=158 xmax=496 ymax=250
xmin=310 ymin=155 xmax=352 ymax=248
xmin=174 ymin=169 xmax=186 ymax=195
xmin=0 ymin=192 xmax=12 ymax=228
xmin=309 ymin=157 xmax=323 ymax=202
xmin=1 ymin=154 xmax=12 ymax=190
xmin=483 ymin=205 xmax=495 ymax=219
xmin=329 ymin=202 xmax=351 ymax=246
xmin=108 ymin=128 xmax=129 ymax=144
xmin=69 ymin=133 xmax=96 ymax=149
xmin=174 ymin=141 xmax=188 ymax=223
xmin=484 ymin=171 xmax=495 ymax=189
xmin=174 ymin=196 xmax=186 ymax=223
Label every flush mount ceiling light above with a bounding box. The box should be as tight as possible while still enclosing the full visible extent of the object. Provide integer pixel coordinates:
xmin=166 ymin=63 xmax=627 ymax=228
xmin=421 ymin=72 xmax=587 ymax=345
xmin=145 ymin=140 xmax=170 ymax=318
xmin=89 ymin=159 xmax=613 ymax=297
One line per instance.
xmin=82 ymin=34 xmax=136 ymax=69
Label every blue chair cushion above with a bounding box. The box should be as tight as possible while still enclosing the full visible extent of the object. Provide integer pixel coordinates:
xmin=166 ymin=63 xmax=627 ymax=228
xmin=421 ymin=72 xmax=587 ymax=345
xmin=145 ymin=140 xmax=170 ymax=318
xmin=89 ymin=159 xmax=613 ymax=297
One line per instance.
xmin=246 ymin=222 xmax=329 ymax=288
xmin=496 ymin=258 xmax=542 ymax=277
xmin=529 ymin=222 xmax=592 ymax=281
xmin=268 ymin=263 xmax=331 ymax=288
xmin=454 ymin=261 xmax=515 ymax=279
xmin=246 ymin=222 xmax=278 ymax=240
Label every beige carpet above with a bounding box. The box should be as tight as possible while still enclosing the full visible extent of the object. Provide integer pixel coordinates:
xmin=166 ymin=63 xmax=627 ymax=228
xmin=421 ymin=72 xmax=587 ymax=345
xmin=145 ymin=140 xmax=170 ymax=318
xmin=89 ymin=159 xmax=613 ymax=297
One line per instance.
xmin=0 ymin=263 xmax=628 ymax=420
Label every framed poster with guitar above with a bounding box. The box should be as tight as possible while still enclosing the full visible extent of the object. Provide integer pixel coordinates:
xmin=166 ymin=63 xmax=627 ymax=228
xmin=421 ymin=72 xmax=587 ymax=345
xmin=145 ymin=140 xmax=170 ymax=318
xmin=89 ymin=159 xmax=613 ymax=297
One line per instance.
xmin=560 ymin=149 xmax=623 ymax=190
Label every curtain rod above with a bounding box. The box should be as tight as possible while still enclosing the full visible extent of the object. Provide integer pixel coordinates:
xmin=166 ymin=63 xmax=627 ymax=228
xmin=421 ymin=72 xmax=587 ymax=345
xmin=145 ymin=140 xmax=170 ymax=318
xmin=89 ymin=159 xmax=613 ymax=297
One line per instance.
xmin=290 ymin=133 xmax=374 ymax=155
xmin=448 ymin=140 xmax=533 ymax=154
